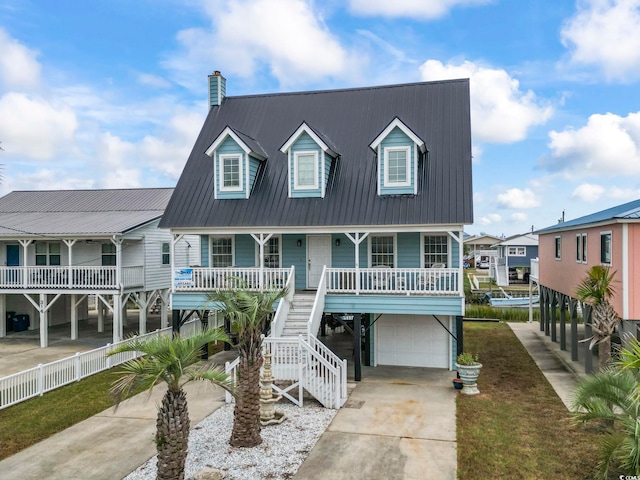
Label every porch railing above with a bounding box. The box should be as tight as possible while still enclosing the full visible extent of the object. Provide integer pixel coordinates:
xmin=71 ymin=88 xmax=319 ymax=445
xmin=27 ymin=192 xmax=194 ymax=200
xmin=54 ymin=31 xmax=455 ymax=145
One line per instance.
xmin=271 ymin=266 xmax=296 ymax=338
xmin=122 ymin=265 xmax=144 ymax=288
xmin=325 ymin=267 xmax=461 ymax=295
xmin=0 ymin=266 xmax=127 ymax=289
xmin=174 ymin=267 xmax=290 ymax=291
xmin=530 ymin=258 xmax=539 ymax=282
xmin=0 ymin=319 xmax=201 ymax=410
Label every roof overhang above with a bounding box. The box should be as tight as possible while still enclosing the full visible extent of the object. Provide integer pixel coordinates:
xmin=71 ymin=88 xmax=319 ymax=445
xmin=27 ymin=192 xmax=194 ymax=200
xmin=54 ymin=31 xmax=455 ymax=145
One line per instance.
xmin=369 ymin=117 xmax=426 ymax=153
xmin=279 ymin=122 xmax=338 ymax=157
xmin=205 ymin=126 xmax=267 ymax=160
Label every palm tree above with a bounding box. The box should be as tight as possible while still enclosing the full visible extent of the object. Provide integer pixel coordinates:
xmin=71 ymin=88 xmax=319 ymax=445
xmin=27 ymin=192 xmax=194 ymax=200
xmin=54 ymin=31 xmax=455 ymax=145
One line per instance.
xmin=575 ymin=265 xmax=619 ymax=370
xmin=208 ymin=285 xmax=288 ymax=448
xmin=108 ymin=328 xmax=234 ymax=480
xmin=572 ymin=338 xmax=640 ymax=479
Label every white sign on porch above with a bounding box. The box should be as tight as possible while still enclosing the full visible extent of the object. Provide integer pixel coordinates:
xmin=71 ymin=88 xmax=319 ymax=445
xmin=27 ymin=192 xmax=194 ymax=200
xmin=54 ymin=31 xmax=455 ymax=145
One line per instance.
xmin=174 ymin=268 xmax=194 ymax=287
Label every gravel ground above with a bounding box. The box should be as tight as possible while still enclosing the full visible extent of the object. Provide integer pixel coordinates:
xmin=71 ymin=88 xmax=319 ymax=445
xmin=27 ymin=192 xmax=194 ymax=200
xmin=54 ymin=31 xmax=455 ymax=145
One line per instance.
xmin=124 ymin=402 xmax=336 ymax=480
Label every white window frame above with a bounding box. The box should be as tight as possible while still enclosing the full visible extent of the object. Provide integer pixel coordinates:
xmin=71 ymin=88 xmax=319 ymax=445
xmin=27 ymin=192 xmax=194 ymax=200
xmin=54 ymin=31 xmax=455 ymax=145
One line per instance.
xmin=369 ymin=234 xmax=397 ymax=268
xmin=255 ymin=235 xmax=282 ymax=268
xmin=210 ymin=236 xmax=235 ymax=267
xmin=383 ymin=146 xmax=411 ymax=187
xmin=600 ymin=231 xmax=612 ymax=265
xmin=554 ymin=236 xmax=562 ymax=260
xmin=293 ymin=151 xmax=319 ymax=190
xmin=421 ymin=233 xmax=450 ymax=268
xmin=161 ymin=242 xmax=170 ymax=266
xmin=219 ymin=154 xmax=243 ymax=192
xmin=507 ymin=246 xmax=526 ymax=256
xmin=35 ymin=242 xmax=61 ymax=266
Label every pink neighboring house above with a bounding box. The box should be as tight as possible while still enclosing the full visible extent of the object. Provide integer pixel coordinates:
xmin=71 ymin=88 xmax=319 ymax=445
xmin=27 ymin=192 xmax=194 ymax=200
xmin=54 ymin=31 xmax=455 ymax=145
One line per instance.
xmin=534 ymin=199 xmax=640 ymax=372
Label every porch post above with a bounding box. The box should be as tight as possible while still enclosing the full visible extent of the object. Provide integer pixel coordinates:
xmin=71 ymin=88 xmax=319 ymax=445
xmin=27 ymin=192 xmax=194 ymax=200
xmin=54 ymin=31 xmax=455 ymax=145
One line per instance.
xmin=251 ymin=233 xmax=273 ymax=289
xmin=98 ymin=303 xmax=104 ymax=332
xmin=171 ymin=234 xmax=184 ymax=294
xmin=354 ymin=313 xmax=362 ymax=381
xmin=39 ymin=293 xmax=48 ymax=348
xmin=112 ymin=237 xmax=122 ymax=289
xmin=19 ymin=239 xmax=32 ymax=288
xmin=345 ymin=233 xmax=369 ymax=295
xmin=63 ymin=239 xmax=77 ymax=288
xmin=0 ymin=294 xmax=5 ymax=338
xmin=138 ymin=291 xmax=148 ymax=335
xmin=112 ymin=294 xmax=122 ymax=343
xmin=160 ymin=289 xmax=169 ymax=329
xmin=70 ymin=293 xmax=78 ymax=340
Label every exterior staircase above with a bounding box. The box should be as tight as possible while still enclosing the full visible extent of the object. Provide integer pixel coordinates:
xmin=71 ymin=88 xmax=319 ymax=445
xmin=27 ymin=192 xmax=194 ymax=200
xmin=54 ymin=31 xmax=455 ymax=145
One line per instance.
xmin=281 ymin=292 xmax=316 ymax=338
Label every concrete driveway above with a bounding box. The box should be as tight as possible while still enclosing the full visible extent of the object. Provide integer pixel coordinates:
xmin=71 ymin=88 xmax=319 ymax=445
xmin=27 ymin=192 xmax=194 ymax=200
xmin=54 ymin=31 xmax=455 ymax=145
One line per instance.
xmin=295 ymin=366 xmax=457 ymax=480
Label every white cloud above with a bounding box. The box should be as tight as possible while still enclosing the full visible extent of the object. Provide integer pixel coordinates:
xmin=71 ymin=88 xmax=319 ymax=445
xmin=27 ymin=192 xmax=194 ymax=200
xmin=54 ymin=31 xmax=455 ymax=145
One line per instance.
xmin=510 ymin=212 xmax=528 ymax=222
xmin=0 ymin=93 xmax=78 ymax=160
xmin=479 ymin=213 xmax=502 ymax=225
xmin=96 ymin=133 xmax=142 ymax=188
xmin=572 ymin=183 xmax=605 ymax=201
xmin=164 ymin=0 xmax=352 ymax=89
xmin=419 ymin=60 xmax=553 ymax=143
xmin=497 ymin=188 xmax=540 ymax=209
xmin=137 ymin=73 xmax=172 ymax=89
xmin=6 ymin=169 xmax=95 ymax=192
xmin=561 ymin=0 xmax=640 ymax=81
xmin=610 ymin=186 xmax=640 ymax=199
xmin=349 ymin=0 xmax=492 ymax=19
xmin=546 ymin=112 xmax=640 ymax=176
xmin=0 ymin=28 xmax=41 ymax=90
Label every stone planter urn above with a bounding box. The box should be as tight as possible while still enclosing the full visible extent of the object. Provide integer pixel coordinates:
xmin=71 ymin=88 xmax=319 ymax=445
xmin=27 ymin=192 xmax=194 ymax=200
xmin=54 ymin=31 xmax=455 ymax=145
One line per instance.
xmin=455 ymin=362 xmax=482 ymax=395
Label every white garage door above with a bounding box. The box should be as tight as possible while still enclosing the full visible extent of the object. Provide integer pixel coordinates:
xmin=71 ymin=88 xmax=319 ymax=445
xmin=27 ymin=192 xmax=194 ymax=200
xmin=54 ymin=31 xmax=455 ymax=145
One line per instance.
xmin=376 ymin=314 xmax=450 ymax=368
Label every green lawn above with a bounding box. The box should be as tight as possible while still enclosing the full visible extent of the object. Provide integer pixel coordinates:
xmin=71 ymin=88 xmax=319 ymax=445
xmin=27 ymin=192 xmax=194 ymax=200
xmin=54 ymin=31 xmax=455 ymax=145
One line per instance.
xmin=457 ymin=322 xmax=601 ymax=479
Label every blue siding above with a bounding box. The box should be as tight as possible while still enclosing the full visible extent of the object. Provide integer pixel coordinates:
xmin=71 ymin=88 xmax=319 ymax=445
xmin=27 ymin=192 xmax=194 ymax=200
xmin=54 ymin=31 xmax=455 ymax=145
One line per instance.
xmin=507 ymin=245 xmax=538 ymax=268
xmin=332 ymin=234 xmax=355 ymax=267
xmin=290 ymin=132 xmax=323 ymax=198
xmin=283 ymin=234 xmax=307 ymax=290
xmin=200 ymin=235 xmax=209 ymax=267
xmin=173 ymin=292 xmax=213 ymax=310
xmin=324 ymin=152 xmax=332 ymax=188
xmin=235 ymin=234 xmax=255 ymax=267
xmin=324 ymin=294 xmax=464 ymax=316
xmin=379 ymin=127 xmax=415 ymax=196
xmin=451 ymin=237 xmax=460 ymax=268
xmin=248 ymin=156 xmax=260 ymax=193
xmin=397 ymin=232 xmax=420 ymax=268
xmin=216 ymin=137 xmax=246 ymax=199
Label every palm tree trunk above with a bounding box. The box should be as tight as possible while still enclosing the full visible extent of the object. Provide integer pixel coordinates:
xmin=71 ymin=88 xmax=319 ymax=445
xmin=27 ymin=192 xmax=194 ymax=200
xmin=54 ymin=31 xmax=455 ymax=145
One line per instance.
xmin=599 ymin=336 xmax=611 ymax=372
xmin=230 ymin=347 xmax=263 ymax=447
xmin=156 ymin=388 xmax=190 ymax=480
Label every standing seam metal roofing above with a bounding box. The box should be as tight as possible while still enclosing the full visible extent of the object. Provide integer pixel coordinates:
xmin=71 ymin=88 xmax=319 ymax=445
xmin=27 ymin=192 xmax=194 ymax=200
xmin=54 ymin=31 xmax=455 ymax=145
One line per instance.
xmin=536 ymin=198 xmax=640 ymax=234
xmin=160 ymin=80 xmax=473 ymax=229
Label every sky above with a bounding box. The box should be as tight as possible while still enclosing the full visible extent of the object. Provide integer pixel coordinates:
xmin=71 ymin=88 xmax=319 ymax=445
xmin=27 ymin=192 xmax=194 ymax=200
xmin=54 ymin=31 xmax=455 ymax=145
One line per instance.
xmin=1 ymin=0 xmax=640 ymax=237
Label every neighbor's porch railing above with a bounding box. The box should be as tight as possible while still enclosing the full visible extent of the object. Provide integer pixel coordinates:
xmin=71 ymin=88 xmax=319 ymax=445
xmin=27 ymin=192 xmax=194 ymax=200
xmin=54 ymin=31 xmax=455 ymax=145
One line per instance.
xmin=0 ymin=318 xmax=201 ymax=410
xmin=325 ymin=267 xmax=461 ymax=295
xmin=0 ymin=265 xmax=144 ymax=289
xmin=174 ymin=267 xmax=290 ymax=291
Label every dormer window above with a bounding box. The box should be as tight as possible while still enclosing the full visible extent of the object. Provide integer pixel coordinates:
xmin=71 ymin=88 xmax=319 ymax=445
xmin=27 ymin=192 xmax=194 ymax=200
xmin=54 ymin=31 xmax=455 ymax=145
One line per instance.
xmin=294 ymin=151 xmax=319 ymax=189
xmin=384 ymin=147 xmax=411 ymax=187
xmin=220 ymin=154 xmax=242 ymax=191
xmin=370 ymin=117 xmax=426 ymax=196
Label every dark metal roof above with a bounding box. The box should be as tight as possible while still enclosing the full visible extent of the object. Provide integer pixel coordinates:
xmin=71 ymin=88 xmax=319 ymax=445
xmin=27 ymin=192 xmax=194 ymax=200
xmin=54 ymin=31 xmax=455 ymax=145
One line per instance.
xmin=229 ymin=127 xmax=268 ymax=160
xmin=536 ymin=198 xmax=640 ymax=234
xmin=0 ymin=188 xmax=174 ymax=236
xmin=160 ymin=79 xmax=473 ymax=229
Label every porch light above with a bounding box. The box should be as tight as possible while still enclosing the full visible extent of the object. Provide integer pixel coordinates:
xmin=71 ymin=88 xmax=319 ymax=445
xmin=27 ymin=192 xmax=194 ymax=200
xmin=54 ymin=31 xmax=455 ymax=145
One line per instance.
xmin=297 ymin=239 xmax=302 ymax=247
xmin=335 ymin=238 xmax=340 ymax=247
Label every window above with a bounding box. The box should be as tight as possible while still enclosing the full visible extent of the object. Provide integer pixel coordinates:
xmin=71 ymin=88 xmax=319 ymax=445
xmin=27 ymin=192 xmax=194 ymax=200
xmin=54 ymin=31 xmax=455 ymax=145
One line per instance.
xmin=384 ymin=147 xmax=410 ymax=187
xmin=162 ymin=242 xmax=170 ymax=265
xmin=102 ymin=243 xmax=116 ymax=266
xmin=371 ymin=236 xmax=395 ymax=267
xmin=576 ymin=234 xmax=581 ymax=262
xmin=423 ymin=235 xmax=448 ymax=267
xmin=554 ymin=236 xmax=561 ymax=260
xmin=294 ymin=151 xmax=318 ymax=189
xmin=259 ymin=236 xmax=281 ymax=268
xmin=600 ymin=232 xmax=612 ymax=264
xmin=507 ymin=246 xmax=526 ymax=256
xmin=581 ymin=234 xmax=587 ymax=263
xmin=211 ymin=237 xmax=233 ymax=267
xmin=220 ymin=154 xmax=242 ymax=191
xmin=35 ymin=242 xmax=61 ymax=266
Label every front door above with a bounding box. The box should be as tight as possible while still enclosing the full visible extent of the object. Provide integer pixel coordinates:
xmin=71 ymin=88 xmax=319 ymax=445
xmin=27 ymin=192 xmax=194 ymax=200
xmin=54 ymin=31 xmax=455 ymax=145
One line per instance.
xmin=307 ymin=235 xmax=331 ymax=289
xmin=6 ymin=245 xmax=19 ymax=266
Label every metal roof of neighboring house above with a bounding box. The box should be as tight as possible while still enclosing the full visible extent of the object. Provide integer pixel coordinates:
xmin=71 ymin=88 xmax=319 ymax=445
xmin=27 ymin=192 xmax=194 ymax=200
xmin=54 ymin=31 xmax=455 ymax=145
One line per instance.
xmin=464 ymin=234 xmax=503 ymax=244
xmin=536 ymin=198 xmax=640 ymax=234
xmin=495 ymin=233 xmax=538 ymax=246
xmin=0 ymin=188 xmax=174 ymax=236
xmin=160 ymin=79 xmax=473 ymax=229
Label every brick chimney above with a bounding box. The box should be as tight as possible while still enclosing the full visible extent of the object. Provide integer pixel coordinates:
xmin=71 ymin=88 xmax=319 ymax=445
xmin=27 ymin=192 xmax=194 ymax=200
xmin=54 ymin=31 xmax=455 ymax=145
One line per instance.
xmin=208 ymin=71 xmax=226 ymax=108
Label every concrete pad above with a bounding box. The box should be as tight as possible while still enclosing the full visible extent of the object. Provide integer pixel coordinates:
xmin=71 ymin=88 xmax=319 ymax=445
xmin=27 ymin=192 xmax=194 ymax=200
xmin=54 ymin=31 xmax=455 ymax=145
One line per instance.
xmin=0 ymin=382 xmax=226 ymax=480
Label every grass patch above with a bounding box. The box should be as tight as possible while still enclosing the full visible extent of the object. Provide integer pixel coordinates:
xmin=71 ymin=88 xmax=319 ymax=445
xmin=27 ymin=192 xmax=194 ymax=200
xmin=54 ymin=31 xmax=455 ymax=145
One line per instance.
xmin=465 ymin=304 xmax=540 ymax=322
xmin=457 ymin=322 xmax=600 ymax=479
xmin=0 ymin=341 xmax=227 ymax=461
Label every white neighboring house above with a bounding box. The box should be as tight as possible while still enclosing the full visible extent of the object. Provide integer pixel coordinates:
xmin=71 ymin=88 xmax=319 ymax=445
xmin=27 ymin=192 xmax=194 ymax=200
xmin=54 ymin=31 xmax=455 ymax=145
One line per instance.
xmin=0 ymin=188 xmax=197 ymax=347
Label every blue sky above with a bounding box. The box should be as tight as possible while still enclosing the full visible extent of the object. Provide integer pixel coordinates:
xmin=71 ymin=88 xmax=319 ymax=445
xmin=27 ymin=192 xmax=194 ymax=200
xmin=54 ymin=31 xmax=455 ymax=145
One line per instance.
xmin=1 ymin=0 xmax=640 ymax=236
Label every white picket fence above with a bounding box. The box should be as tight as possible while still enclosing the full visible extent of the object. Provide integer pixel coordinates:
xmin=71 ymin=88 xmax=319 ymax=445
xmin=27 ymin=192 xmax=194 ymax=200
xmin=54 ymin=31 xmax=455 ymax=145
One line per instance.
xmin=0 ymin=319 xmax=202 ymax=410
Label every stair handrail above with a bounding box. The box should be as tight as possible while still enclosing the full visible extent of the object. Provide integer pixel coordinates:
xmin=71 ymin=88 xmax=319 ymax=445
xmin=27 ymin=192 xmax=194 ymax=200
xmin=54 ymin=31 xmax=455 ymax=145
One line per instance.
xmin=307 ymin=334 xmax=348 ymax=405
xmin=299 ymin=335 xmax=343 ymax=408
xmin=307 ymin=265 xmax=327 ymax=338
xmin=270 ymin=265 xmax=295 ymax=337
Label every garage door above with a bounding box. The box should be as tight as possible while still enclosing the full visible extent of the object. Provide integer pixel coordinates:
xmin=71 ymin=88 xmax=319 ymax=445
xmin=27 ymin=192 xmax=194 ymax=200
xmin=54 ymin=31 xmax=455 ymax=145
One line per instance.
xmin=376 ymin=314 xmax=450 ymax=368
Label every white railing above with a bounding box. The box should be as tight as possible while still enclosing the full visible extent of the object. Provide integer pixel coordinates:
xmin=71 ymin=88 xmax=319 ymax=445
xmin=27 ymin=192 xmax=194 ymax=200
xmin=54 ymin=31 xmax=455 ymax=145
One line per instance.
xmin=175 ymin=267 xmax=289 ymax=291
xmin=225 ymin=335 xmax=347 ymax=409
xmin=530 ymin=258 xmax=539 ymax=282
xmin=326 ymin=267 xmax=460 ymax=295
xmin=271 ymin=266 xmax=296 ymax=338
xmin=307 ymin=266 xmax=327 ymax=337
xmin=0 ymin=266 xmax=131 ymax=289
xmin=122 ymin=265 xmax=144 ymax=288
xmin=0 ymin=319 xmax=201 ymax=410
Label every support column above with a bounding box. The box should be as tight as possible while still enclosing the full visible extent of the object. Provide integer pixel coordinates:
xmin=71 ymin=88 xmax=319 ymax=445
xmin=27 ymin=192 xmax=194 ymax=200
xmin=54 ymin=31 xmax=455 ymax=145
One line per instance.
xmin=200 ymin=310 xmax=209 ymax=360
xmin=550 ymin=294 xmax=557 ymax=342
xmin=559 ymin=296 xmax=566 ymax=350
xmin=112 ymin=294 xmax=122 ymax=344
xmin=570 ymin=300 xmax=579 ymax=362
xmin=0 ymin=294 xmax=5 ymax=337
xmin=160 ymin=290 xmax=169 ymax=329
xmin=539 ymin=288 xmax=546 ymax=332
xmin=138 ymin=292 xmax=148 ymax=335
xmin=345 ymin=233 xmax=369 ymax=295
xmin=172 ymin=309 xmax=181 ymax=337
xmin=583 ymin=304 xmax=594 ymax=374
xmin=354 ymin=313 xmax=362 ymax=382
xmin=39 ymin=293 xmax=48 ymax=348
xmin=70 ymin=293 xmax=78 ymax=340
xmin=544 ymin=290 xmax=551 ymax=336
xmin=98 ymin=303 xmax=104 ymax=333
xmin=250 ymin=233 xmax=273 ymax=289
xmin=456 ymin=315 xmax=464 ymax=357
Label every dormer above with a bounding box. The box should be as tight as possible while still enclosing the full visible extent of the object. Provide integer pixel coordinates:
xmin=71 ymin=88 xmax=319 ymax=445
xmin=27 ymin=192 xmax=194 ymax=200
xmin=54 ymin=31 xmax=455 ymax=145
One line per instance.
xmin=279 ymin=122 xmax=338 ymax=198
xmin=206 ymin=126 xmax=267 ymax=199
xmin=369 ymin=117 xmax=426 ymax=196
